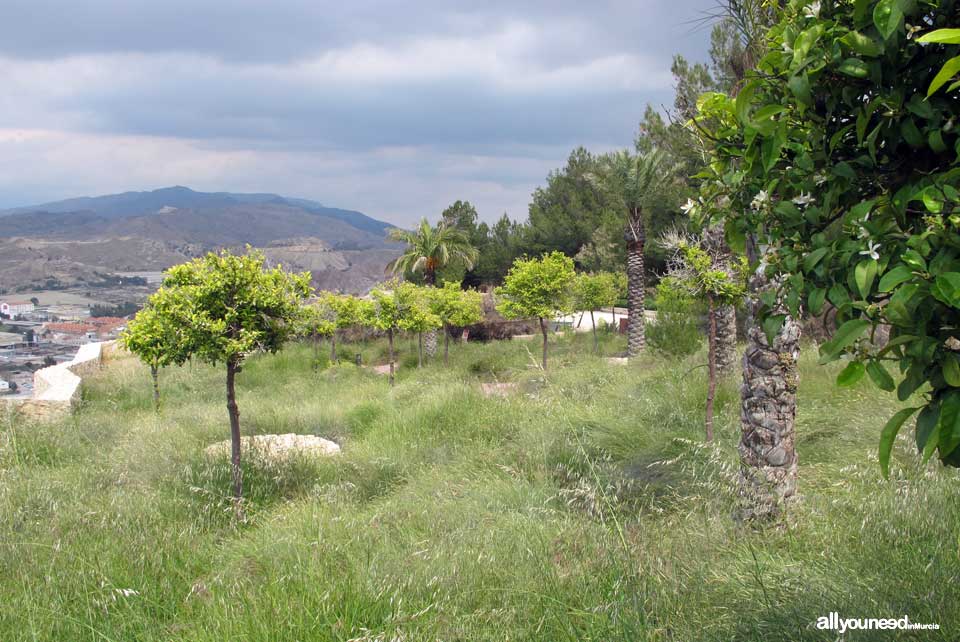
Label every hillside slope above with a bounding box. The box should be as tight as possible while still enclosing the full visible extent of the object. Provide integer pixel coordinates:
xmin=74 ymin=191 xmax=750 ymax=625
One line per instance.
xmin=0 ymin=187 xmax=399 ymax=293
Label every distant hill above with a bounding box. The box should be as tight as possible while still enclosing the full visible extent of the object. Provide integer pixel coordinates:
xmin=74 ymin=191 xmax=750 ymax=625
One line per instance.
xmin=0 ymin=187 xmax=400 ymax=294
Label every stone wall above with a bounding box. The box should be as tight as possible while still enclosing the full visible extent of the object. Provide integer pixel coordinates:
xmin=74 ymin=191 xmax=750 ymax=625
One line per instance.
xmin=1 ymin=341 xmax=116 ymax=422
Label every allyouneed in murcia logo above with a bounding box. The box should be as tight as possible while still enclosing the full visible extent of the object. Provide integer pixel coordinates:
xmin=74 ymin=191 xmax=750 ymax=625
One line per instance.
xmin=816 ymin=613 xmax=940 ymax=633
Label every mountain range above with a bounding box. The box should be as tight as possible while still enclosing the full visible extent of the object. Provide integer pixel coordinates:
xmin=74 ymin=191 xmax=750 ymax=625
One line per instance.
xmin=0 ymin=186 xmax=401 ymax=294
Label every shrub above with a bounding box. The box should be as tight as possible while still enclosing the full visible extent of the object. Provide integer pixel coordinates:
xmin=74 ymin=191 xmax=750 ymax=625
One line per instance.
xmin=646 ymin=278 xmax=702 ymax=357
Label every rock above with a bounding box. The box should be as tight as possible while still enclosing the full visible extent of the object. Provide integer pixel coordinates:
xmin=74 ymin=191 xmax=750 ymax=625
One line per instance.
xmin=204 ymin=434 xmax=341 ymax=462
xmin=606 ymin=357 xmax=629 ymax=365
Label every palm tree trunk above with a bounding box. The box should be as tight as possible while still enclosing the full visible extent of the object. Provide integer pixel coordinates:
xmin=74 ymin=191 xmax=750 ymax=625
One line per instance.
xmin=539 ymin=317 xmax=549 ymax=371
xmin=424 ymin=267 xmax=438 ymax=358
xmin=715 ymin=304 xmax=738 ymax=376
xmin=226 ymin=357 xmax=243 ymax=518
xmin=737 ymin=237 xmax=800 ymax=521
xmin=625 ymin=218 xmax=646 ymax=357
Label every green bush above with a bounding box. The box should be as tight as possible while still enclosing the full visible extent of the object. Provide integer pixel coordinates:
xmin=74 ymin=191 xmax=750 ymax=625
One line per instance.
xmin=646 ymin=279 xmax=702 ymax=357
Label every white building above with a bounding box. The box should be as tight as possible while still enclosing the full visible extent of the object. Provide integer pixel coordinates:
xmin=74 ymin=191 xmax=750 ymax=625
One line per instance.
xmin=0 ymin=300 xmax=35 ymax=318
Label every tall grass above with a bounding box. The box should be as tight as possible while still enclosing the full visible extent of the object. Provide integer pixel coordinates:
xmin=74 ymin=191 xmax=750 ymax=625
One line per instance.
xmin=0 ymin=329 xmax=957 ymax=640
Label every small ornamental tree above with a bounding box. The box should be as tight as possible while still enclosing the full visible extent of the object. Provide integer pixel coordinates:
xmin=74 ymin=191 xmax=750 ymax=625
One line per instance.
xmin=162 ymin=249 xmax=311 ymax=507
xmin=401 ymin=284 xmax=442 ymax=368
xmin=429 ymin=281 xmax=483 ymax=364
xmin=316 ymin=292 xmax=367 ymax=362
xmin=120 ymin=291 xmax=190 ymax=411
xmin=367 ymin=279 xmax=415 ymax=386
xmin=697 ymin=0 xmax=960 ymax=474
xmin=662 ymin=236 xmax=747 ymax=441
xmin=301 ymin=297 xmax=336 ymax=367
xmin=572 ymin=272 xmax=620 ymax=353
xmin=496 ymin=252 xmax=576 ymax=370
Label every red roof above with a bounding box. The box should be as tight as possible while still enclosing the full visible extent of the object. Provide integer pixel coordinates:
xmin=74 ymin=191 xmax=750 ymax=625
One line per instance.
xmin=44 ymin=323 xmax=95 ymax=335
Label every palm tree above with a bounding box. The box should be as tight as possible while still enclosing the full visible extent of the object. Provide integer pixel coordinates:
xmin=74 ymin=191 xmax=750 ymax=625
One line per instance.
xmin=594 ymin=149 xmax=674 ymax=357
xmin=386 ymin=218 xmax=479 ymax=357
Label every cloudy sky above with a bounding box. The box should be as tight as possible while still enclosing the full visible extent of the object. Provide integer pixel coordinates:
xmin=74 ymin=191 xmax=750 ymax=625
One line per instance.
xmin=0 ymin=0 xmax=715 ymax=226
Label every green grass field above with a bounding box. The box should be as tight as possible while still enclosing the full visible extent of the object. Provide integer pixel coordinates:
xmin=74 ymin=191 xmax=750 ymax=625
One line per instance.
xmin=1 ymin=330 xmax=957 ymax=641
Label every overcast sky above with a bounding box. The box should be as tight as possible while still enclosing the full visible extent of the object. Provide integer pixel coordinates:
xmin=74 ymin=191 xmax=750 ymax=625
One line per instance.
xmin=0 ymin=0 xmax=715 ymax=226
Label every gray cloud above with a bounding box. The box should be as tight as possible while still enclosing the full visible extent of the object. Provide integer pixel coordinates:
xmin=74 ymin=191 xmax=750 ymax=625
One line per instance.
xmin=0 ymin=0 xmax=716 ymax=225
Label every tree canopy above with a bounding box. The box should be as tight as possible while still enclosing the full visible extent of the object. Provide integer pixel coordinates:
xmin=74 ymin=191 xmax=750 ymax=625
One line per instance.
xmin=696 ymin=0 xmax=960 ymax=471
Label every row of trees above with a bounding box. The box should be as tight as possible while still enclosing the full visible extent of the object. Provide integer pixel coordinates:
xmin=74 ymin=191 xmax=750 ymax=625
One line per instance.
xmin=121 ymin=251 xmax=485 ymax=511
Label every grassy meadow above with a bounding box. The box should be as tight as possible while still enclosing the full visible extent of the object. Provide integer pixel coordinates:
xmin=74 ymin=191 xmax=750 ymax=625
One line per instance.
xmin=0 ymin=329 xmax=957 ymax=641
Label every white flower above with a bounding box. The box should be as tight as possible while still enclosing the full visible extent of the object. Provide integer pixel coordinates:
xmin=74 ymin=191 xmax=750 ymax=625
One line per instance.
xmin=857 ymin=225 xmax=870 ymax=239
xmin=803 ymin=1 xmax=820 ymax=18
xmin=750 ymin=190 xmax=770 ymax=211
xmin=792 ymin=192 xmax=815 ymax=207
xmin=756 ymin=257 xmax=770 ymax=276
xmin=782 ymin=41 xmax=793 ymax=53
xmin=945 ymin=336 xmax=960 ymax=351
xmin=681 ymin=198 xmax=697 ymax=215
xmin=814 ymin=173 xmax=828 ymax=186
xmin=859 ymin=241 xmax=880 ymax=261
xmin=906 ymin=24 xmax=922 ymax=40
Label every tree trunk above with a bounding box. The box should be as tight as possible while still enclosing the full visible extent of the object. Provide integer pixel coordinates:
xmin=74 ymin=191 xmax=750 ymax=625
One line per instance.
xmin=444 ymin=324 xmax=450 ymax=365
xmin=330 ymin=331 xmax=337 ymax=363
xmin=423 ymin=330 xmax=437 ymax=358
xmin=388 ymin=328 xmax=395 ymax=387
xmin=737 ymin=237 xmax=801 ymax=522
xmin=625 ymin=219 xmax=646 ymax=357
xmin=417 ymin=332 xmax=423 ymax=368
xmin=703 ymin=224 xmax=738 ymax=376
xmin=226 ymin=357 xmax=243 ymax=516
xmin=150 ymin=364 xmax=160 ymax=413
xmin=312 ymin=335 xmax=320 ymax=369
xmin=539 ymin=317 xmax=549 ymax=371
xmin=706 ymin=296 xmax=717 ymax=442
xmin=715 ymin=304 xmax=738 ymax=376
xmin=590 ymin=310 xmax=599 ymax=354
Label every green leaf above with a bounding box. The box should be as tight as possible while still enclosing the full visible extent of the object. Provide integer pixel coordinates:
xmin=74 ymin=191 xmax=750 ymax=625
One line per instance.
xmin=939 ymin=392 xmax=960 ymax=459
xmin=878 ymin=265 xmax=913 ymax=292
xmin=943 ymin=353 xmax=960 ymax=386
xmin=803 ymin=247 xmax=829 ymax=271
xmin=879 ymin=407 xmax=919 ymax=477
xmin=763 ymin=314 xmax=786 ymax=346
xmin=841 ymin=31 xmax=883 ymax=56
xmin=916 ymin=403 xmax=941 ymax=464
xmin=808 ymin=287 xmax=826 ymax=315
xmin=735 ymin=81 xmax=757 ymax=125
xmin=866 ymin=360 xmax=896 ymax=391
xmin=788 ymin=74 xmax=812 ymax=107
xmin=838 ymin=58 xmax=870 ymax=78
xmin=932 ymin=272 xmax=960 ymax=308
xmin=873 ymin=0 xmax=903 ymax=40
xmin=928 ymin=129 xmax=948 ymax=153
xmin=820 ymin=318 xmax=871 ymax=363
xmin=837 ymin=360 xmax=866 ymax=387
xmin=917 ymin=28 xmax=960 ymax=44
xmin=927 ymin=55 xmax=960 ymax=97
xmin=855 ymin=259 xmax=877 ymax=298
xmin=923 ymin=188 xmax=944 ymax=213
